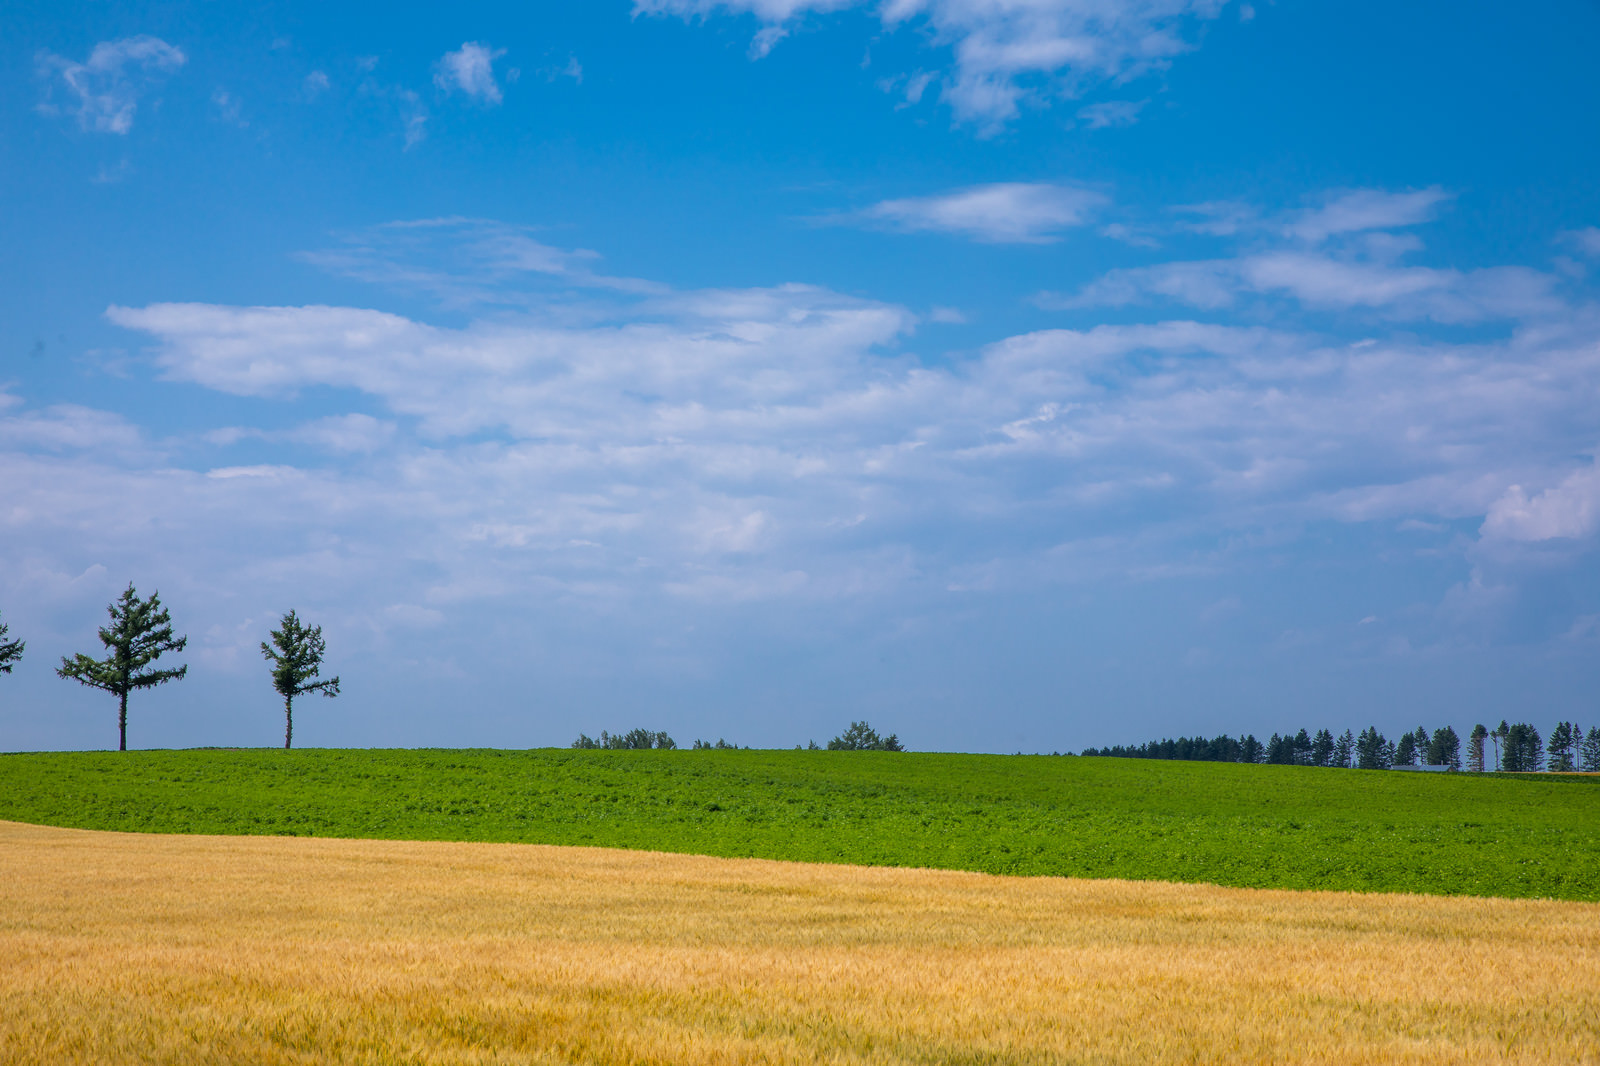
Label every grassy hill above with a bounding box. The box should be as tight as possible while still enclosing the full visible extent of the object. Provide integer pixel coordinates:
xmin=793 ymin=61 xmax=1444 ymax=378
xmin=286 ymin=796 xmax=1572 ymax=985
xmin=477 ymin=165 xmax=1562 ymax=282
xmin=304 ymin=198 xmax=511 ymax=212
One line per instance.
xmin=1 ymin=748 xmax=1596 ymax=899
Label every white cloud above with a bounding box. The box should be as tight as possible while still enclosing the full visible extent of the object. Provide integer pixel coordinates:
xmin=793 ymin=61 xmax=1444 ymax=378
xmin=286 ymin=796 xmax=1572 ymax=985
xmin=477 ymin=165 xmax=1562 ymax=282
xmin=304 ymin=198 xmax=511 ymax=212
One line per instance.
xmin=434 ymin=42 xmax=508 ymax=105
xmin=849 ymin=182 xmax=1107 ymax=243
xmin=211 ymin=87 xmax=246 ymax=127
xmin=302 ymin=71 xmax=330 ymax=99
xmin=1063 ymin=252 xmax=1564 ymax=322
xmin=1076 ymin=99 xmax=1145 ymax=128
xmin=36 ymin=35 xmax=186 ymax=134
xmin=0 ymin=404 xmax=144 ymax=452
xmin=636 ymin=0 xmax=1229 ymax=130
xmin=1562 ymin=227 xmax=1600 ymax=259
xmin=1054 ymin=188 xmax=1564 ymax=322
xmin=1481 ymin=462 xmax=1600 ymax=542
xmin=296 ymin=218 xmax=651 ymax=306
xmin=1285 ymin=188 xmax=1451 ymax=244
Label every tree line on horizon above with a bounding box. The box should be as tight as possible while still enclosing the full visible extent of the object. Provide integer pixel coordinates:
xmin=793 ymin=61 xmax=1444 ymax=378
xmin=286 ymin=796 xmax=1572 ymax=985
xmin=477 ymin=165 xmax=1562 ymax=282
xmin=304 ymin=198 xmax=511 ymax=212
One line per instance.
xmin=571 ymin=720 xmax=906 ymax=753
xmin=1082 ymin=720 xmax=1600 ymax=772
xmin=0 ymin=586 xmax=338 ymax=751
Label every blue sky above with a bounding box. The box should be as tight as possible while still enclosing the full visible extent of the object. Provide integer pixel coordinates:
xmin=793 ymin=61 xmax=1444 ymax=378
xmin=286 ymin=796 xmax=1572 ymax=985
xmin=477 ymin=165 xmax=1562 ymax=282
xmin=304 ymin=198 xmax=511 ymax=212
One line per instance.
xmin=4 ymin=0 xmax=1600 ymax=753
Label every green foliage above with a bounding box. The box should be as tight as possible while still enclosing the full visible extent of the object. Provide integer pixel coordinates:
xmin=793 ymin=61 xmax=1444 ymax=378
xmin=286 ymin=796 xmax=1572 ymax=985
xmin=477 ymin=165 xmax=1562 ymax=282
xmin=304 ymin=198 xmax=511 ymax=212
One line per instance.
xmin=1332 ymin=729 xmax=1355 ymax=769
xmin=0 ymin=610 xmax=22 ymax=675
xmin=1583 ymin=727 xmax=1600 ymax=774
xmin=0 ymin=749 xmax=1596 ymax=901
xmin=56 ymin=584 xmax=186 ymax=751
xmin=260 ymin=610 xmax=340 ymax=750
xmin=1469 ymin=724 xmax=1488 ymax=773
xmin=1425 ymin=725 xmax=1461 ymax=769
xmin=1503 ymin=722 xmax=1543 ymax=773
xmin=827 ymin=721 xmax=903 ymax=751
xmin=1355 ymin=727 xmax=1390 ymax=770
xmin=572 ymin=729 xmax=675 ymax=750
xmin=1546 ymin=722 xmax=1578 ymax=773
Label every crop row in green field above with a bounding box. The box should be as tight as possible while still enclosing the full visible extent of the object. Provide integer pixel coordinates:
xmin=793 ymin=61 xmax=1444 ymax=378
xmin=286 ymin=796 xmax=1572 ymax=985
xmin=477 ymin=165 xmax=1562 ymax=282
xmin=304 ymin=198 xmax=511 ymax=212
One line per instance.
xmin=1 ymin=748 xmax=1596 ymax=900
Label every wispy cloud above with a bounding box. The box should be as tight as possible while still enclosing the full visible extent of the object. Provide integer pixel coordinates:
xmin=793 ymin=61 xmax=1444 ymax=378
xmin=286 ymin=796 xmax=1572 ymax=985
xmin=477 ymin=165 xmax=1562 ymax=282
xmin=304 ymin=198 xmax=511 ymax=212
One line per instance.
xmin=434 ymin=42 xmax=508 ymax=105
xmin=1049 ymin=187 xmax=1563 ymax=322
xmin=1076 ymin=99 xmax=1145 ymax=129
xmin=636 ymin=0 xmax=1231 ymax=131
xmin=297 ymin=217 xmax=663 ymax=306
xmin=842 ymin=183 xmax=1108 ymax=244
xmin=36 ymin=35 xmax=186 ymax=134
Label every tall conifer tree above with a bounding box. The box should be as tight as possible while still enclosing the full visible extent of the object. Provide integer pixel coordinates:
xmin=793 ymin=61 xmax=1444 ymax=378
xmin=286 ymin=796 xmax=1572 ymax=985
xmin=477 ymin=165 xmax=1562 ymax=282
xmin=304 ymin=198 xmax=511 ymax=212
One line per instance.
xmin=0 ymin=610 xmax=23 ymax=675
xmin=261 ymin=610 xmax=341 ymax=749
xmin=58 ymin=584 xmax=187 ymax=751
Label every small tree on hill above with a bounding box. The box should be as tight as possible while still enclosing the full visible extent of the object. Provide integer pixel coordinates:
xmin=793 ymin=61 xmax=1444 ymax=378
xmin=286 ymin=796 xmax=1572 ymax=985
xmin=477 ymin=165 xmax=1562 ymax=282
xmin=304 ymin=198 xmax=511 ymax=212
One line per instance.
xmin=1581 ymin=727 xmax=1600 ymax=773
xmin=1331 ymin=729 xmax=1355 ymax=768
xmin=828 ymin=721 xmax=904 ymax=751
xmin=1546 ymin=722 xmax=1577 ymax=772
xmin=261 ymin=610 xmax=341 ymax=750
xmin=1394 ymin=731 xmax=1418 ymax=767
xmin=1490 ymin=720 xmax=1509 ymax=771
xmin=572 ymin=729 xmax=675 ymax=749
xmin=1502 ymin=722 xmax=1543 ymax=772
xmin=1355 ymin=727 xmax=1390 ymax=770
xmin=58 ymin=584 xmax=187 ymax=751
xmin=1426 ymin=726 xmax=1461 ymax=769
xmin=1311 ymin=729 xmax=1335 ymax=767
xmin=0 ymin=610 xmax=23 ymax=675
xmin=1468 ymin=724 xmax=1488 ymax=772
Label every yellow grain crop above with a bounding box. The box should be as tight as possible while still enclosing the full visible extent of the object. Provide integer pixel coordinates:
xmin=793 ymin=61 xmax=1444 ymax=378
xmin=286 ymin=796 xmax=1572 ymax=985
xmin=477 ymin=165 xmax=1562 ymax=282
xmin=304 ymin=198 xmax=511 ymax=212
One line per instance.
xmin=1 ymin=820 xmax=1596 ymax=1064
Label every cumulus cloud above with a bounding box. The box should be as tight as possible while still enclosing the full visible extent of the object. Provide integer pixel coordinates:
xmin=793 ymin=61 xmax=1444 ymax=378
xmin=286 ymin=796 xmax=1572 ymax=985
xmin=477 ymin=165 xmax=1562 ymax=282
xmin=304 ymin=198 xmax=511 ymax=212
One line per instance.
xmin=847 ymin=182 xmax=1107 ymax=243
xmin=635 ymin=0 xmax=1230 ymax=130
xmin=6 ymin=205 xmax=1600 ymax=749
xmin=35 ymin=35 xmax=186 ymax=134
xmin=1481 ymin=462 xmax=1600 ymax=542
xmin=434 ymin=42 xmax=508 ymax=104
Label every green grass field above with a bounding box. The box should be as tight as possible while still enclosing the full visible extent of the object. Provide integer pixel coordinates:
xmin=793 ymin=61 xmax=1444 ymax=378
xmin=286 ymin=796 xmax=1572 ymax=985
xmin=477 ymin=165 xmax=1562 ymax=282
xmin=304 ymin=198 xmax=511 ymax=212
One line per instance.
xmin=1 ymin=748 xmax=1596 ymax=899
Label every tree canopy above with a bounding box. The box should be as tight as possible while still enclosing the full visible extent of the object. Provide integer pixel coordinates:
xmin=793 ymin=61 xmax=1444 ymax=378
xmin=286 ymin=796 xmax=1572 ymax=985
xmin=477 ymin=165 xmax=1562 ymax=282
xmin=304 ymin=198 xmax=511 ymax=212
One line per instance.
xmin=57 ymin=584 xmax=186 ymax=751
xmin=0 ymin=611 xmax=22 ymax=675
xmin=260 ymin=610 xmax=341 ymax=749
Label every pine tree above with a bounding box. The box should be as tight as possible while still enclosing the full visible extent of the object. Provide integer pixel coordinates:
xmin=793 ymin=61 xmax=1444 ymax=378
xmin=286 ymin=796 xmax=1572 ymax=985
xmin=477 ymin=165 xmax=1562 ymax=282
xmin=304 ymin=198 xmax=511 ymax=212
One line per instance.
xmin=827 ymin=721 xmax=904 ymax=751
xmin=260 ymin=610 xmax=341 ymax=750
xmin=1491 ymin=720 xmax=1509 ymax=771
xmin=1331 ymin=729 xmax=1355 ymax=768
xmin=1468 ymin=724 xmax=1488 ymax=772
xmin=1426 ymin=725 xmax=1461 ymax=769
xmin=0 ymin=610 xmax=23 ymax=675
xmin=1355 ymin=727 xmax=1390 ymax=770
xmin=1502 ymin=722 xmax=1543 ymax=772
xmin=1311 ymin=728 xmax=1335 ymax=767
xmin=58 ymin=584 xmax=187 ymax=751
xmin=1394 ymin=730 xmax=1417 ymax=766
xmin=1581 ymin=727 xmax=1600 ymax=773
xmin=1546 ymin=722 xmax=1577 ymax=772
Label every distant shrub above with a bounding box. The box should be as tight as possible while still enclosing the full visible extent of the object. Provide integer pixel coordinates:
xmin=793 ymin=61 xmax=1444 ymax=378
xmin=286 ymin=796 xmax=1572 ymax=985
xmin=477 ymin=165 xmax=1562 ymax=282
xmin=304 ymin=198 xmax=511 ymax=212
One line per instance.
xmin=827 ymin=721 xmax=904 ymax=751
xmin=571 ymin=729 xmax=676 ymax=750
xmin=692 ymin=738 xmax=742 ymax=750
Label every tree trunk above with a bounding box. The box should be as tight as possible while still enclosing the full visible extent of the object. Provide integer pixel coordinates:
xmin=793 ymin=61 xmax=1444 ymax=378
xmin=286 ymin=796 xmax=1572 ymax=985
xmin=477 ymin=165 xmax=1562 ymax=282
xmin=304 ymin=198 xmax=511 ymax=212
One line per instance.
xmin=285 ymin=696 xmax=293 ymax=749
xmin=118 ymin=690 xmax=128 ymax=752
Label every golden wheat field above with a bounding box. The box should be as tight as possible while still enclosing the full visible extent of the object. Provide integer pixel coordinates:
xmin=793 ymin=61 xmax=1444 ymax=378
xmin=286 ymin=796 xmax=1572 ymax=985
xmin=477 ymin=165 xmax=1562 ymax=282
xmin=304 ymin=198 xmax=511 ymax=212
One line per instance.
xmin=1 ymin=820 xmax=1597 ymax=1065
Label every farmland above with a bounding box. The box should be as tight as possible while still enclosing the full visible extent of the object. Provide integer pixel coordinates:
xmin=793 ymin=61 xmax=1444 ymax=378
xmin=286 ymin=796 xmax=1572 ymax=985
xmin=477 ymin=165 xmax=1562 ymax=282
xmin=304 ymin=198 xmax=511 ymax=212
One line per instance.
xmin=2 ymin=820 xmax=1597 ymax=1065
xmin=1 ymin=748 xmax=1596 ymax=899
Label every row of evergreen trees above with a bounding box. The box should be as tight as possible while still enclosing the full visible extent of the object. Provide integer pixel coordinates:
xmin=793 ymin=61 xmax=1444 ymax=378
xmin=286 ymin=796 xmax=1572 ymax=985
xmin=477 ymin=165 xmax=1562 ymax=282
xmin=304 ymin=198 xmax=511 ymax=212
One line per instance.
xmin=0 ymin=587 xmax=339 ymax=750
xmin=1083 ymin=720 xmax=1600 ymax=771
